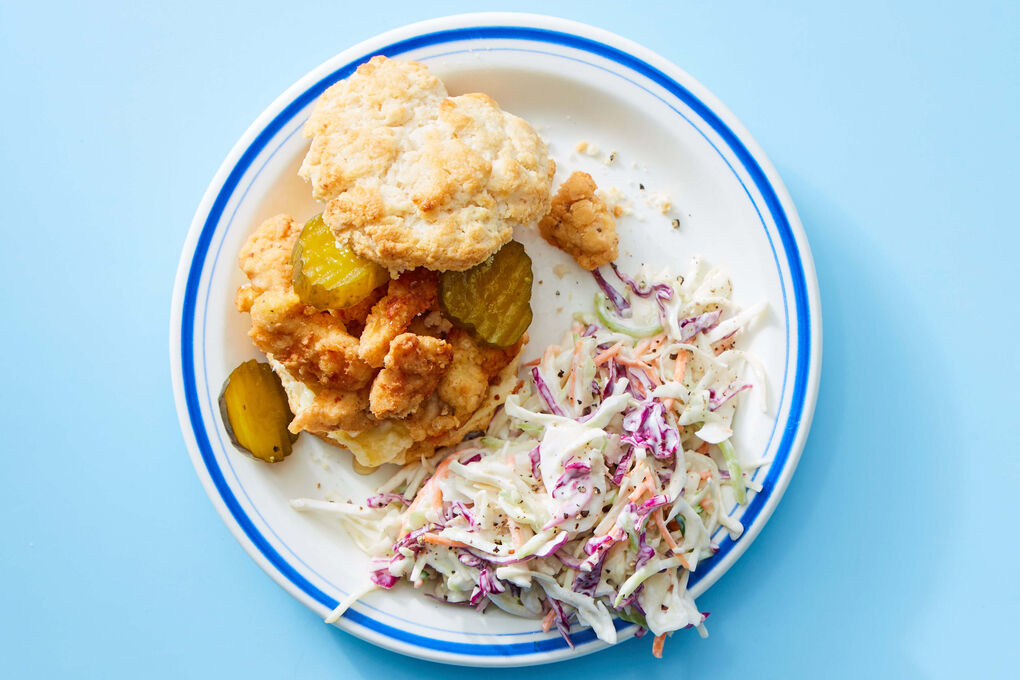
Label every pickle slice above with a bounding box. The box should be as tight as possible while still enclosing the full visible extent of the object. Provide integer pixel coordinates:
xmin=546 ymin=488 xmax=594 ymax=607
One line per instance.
xmin=438 ymin=241 xmax=533 ymax=348
xmin=219 ymin=360 xmax=297 ymax=463
xmin=292 ymin=214 xmax=389 ymax=309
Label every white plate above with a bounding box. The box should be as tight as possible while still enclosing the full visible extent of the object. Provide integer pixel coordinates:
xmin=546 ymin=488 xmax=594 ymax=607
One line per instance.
xmin=170 ymin=12 xmax=822 ymax=667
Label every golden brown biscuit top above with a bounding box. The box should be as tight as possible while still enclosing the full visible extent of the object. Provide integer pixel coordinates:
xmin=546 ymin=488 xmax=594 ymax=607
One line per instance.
xmin=299 ymin=56 xmax=556 ymax=273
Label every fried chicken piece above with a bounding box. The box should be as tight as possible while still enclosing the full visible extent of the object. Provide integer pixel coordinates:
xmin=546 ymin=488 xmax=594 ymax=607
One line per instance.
xmin=238 ymin=214 xmax=374 ymax=392
xmin=369 ymin=333 xmax=453 ymax=419
xmin=330 ymin=284 xmax=386 ymax=338
xmin=358 ymin=269 xmax=438 ymax=368
xmin=288 ymin=387 xmax=375 ymax=434
xmin=538 ymin=171 xmax=618 ymax=270
xmin=400 ymin=394 xmax=461 ymax=442
xmin=438 ymin=330 xmax=524 ymax=419
xmin=248 ymin=290 xmax=375 ymax=391
xmin=236 ymin=213 xmax=301 ymax=312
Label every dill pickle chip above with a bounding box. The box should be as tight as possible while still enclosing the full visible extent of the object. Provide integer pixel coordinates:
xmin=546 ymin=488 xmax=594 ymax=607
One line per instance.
xmin=219 ymin=360 xmax=297 ymax=463
xmin=438 ymin=240 xmax=533 ymax=348
xmin=292 ymin=214 xmax=389 ymax=309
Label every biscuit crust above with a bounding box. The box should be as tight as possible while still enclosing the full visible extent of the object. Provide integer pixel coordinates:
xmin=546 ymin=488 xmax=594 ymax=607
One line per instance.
xmin=300 ymin=56 xmax=556 ymax=273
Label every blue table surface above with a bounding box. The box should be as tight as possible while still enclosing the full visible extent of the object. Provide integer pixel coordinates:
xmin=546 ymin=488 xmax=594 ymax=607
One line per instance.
xmin=2 ymin=1 xmax=1017 ymax=677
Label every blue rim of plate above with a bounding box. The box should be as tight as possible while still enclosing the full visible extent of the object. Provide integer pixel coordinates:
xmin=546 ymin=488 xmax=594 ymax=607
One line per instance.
xmin=177 ymin=23 xmax=812 ymax=661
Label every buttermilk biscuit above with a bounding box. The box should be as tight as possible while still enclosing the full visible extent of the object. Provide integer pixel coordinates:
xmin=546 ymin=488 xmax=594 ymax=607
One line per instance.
xmin=299 ymin=56 xmax=556 ymax=272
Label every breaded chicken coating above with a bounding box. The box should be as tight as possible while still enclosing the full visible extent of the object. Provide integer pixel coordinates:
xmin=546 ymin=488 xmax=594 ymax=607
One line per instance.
xmin=289 ymin=387 xmax=374 ymax=434
xmin=538 ymin=171 xmax=619 ymax=270
xmin=438 ymin=330 xmax=526 ymax=419
xmin=369 ymin=333 xmax=453 ymax=419
xmin=237 ymin=214 xmax=374 ymax=392
xmin=358 ymin=269 xmax=438 ymax=368
xmin=248 ymin=290 xmax=375 ymax=391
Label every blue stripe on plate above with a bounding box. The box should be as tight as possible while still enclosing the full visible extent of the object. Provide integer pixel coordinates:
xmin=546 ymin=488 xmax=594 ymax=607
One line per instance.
xmin=180 ymin=25 xmax=811 ymax=658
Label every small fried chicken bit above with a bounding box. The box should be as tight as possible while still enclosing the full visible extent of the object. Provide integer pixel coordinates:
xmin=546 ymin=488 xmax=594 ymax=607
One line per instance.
xmin=359 ymin=269 xmax=439 ymax=368
xmin=369 ymin=333 xmax=453 ymax=419
xmin=538 ymin=171 xmax=619 ymax=270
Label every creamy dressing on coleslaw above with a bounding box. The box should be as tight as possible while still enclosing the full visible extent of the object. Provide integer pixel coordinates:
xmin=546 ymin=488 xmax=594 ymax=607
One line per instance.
xmin=292 ymin=257 xmax=768 ymax=653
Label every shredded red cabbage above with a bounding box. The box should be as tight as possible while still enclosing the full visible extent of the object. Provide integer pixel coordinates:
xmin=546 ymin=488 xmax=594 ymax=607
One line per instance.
xmin=601 ymin=358 xmax=619 ymax=399
xmin=457 ymin=551 xmax=485 ymax=568
xmin=708 ymin=383 xmax=752 ymax=410
xmin=370 ymin=569 xmax=399 ymax=589
xmin=634 ymin=530 xmax=655 ymax=569
xmin=531 ymin=367 xmax=567 ymax=417
xmin=572 ymin=550 xmax=607 ymax=597
xmin=528 ymin=446 xmax=542 ymax=481
xmin=555 ymin=550 xmax=583 ymax=570
xmin=610 ymin=262 xmax=674 ymax=319
xmin=458 ymin=449 xmax=483 ymax=465
xmin=592 ymin=267 xmax=631 ymax=316
xmin=534 ymin=531 xmax=570 ymax=558
xmin=581 ymin=527 xmax=625 ymax=570
xmin=679 ymin=309 xmax=722 ymax=341
xmin=612 ymin=447 xmax=634 ymax=485
xmin=366 ymin=493 xmax=410 ymax=509
xmin=392 ymin=524 xmax=439 ymax=553
xmin=621 ymin=401 xmax=679 ymax=460
xmin=443 ymin=501 xmax=477 ymax=529
xmin=637 ymin=493 xmax=671 ymax=515
xmin=549 ymin=598 xmax=575 ymax=648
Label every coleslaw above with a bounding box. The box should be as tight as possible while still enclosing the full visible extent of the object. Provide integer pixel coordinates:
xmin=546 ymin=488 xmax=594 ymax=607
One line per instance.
xmin=292 ymin=258 xmax=768 ymax=656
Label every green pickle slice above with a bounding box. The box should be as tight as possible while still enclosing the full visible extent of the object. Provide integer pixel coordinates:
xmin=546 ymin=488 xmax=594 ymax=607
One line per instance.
xmin=439 ymin=240 xmax=533 ymax=348
xmin=292 ymin=214 xmax=389 ymax=309
xmin=219 ymin=360 xmax=297 ymax=463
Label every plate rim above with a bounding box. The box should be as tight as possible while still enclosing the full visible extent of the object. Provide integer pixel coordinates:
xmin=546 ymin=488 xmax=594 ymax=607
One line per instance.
xmin=169 ymin=11 xmax=822 ymax=667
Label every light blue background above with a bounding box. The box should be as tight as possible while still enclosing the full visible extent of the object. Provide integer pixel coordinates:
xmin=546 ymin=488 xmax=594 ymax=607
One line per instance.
xmin=2 ymin=1 xmax=1017 ymax=677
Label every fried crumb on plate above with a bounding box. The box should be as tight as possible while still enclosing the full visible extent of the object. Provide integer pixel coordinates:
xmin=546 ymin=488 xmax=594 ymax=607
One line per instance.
xmin=538 ymin=171 xmax=619 ymax=270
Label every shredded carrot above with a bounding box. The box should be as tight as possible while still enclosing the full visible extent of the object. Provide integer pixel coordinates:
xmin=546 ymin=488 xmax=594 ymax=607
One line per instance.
xmin=421 ymin=533 xmax=470 ymax=548
xmin=594 ymin=341 xmax=624 ymax=366
xmin=522 ymin=357 xmax=542 ymax=367
xmin=674 ymin=350 xmax=689 ymax=381
xmin=628 ymin=479 xmax=652 ymax=503
xmin=634 ymin=333 xmax=668 ymax=360
xmin=644 ymin=467 xmax=659 ymax=493
xmin=401 ymin=453 xmax=458 ymax=533
xmin=653 ymin=508 xmax=683 ymax=562
xmin=713 ymin=336 xmax=736 ymax=356
xmin=613 ymin=355 xmax=650 ymax=369
xmin=541 ymin=608 xmax=557 ymax=633
xmin=633 ymin=337 xmax=653 ymax=357
xmin=696 ymin=442 xmax=710 ymax=455
xmin=663 ymin=350 xmax=690 ymax=412
xmin=614 ymin=357 xmax=661 ymax=386
xmin=566 ymin=338 xmax=584 ymax=396
xmin=507 ymin=519 xmax=523 ymax=550
xmin=542 ymin=344 xmax=560 ymax=367
xmin=652 ymin=633 xmax=667 ymax=658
